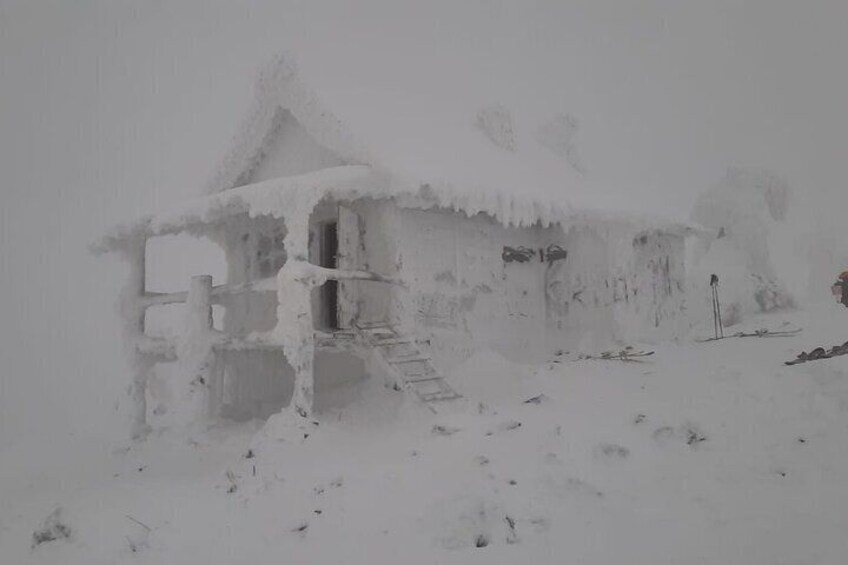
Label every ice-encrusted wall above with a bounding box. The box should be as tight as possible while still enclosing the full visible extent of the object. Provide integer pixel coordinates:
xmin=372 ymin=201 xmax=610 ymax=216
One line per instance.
xmin=544 ymin=225 xmax=618 ymax=348
xmin=543 ymin=225 xmax=685 ymax=348
xmin=371 ymin=206 xmax=687 ymax=367
xmin=618 ymin=230 xmax=687 ymax=341
xmin=378 ymin=206 xmax=554 ymax=366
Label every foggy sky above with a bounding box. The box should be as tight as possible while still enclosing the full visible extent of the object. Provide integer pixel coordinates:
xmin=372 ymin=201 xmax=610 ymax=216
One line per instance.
xmin=2 ymin=0 xmax=847 ymax=444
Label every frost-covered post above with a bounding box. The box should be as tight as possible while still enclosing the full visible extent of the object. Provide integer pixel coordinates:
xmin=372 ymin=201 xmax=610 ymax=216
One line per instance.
xmin=275 ymin=212 xmax=316 ymax=418
xmin=117 ymin=236 xmax=152 ymax=440
xmin=187 ymin=275 xmax=214 ymax=334
xmin=177 ymin=275 xmax=216 ymax=424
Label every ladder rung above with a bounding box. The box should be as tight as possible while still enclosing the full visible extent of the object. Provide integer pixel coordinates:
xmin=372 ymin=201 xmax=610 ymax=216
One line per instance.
xmin=390 ymin=357 xmax=429 ymax=364
xmin=420 ymin=391 xmax=461 ymax=402
xmin=356 ymin=322 xmax=393 ymax=329
xmin=405 ymin=375 xmax=443 ymax=383
xmin=366 ymin=332 xmax=397 ymax=341
xmin=375 ymin=339 xmax=412 ymax=346
xmin=388 ymin=353 xmax=425 ymax=362
xmin=401 ymin=367 xmax=434 ymax=375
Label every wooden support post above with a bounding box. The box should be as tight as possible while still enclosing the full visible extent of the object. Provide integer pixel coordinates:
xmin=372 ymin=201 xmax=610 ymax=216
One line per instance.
xmin=179 ymin=275 xmax=216 ymax=423
xmin=275 ymin=219 xmax=316 ymax=419
xmin=118 ymin=237 xmax=151 ymax=440
xmin=187 ymin=275 xmax=213 ymax=333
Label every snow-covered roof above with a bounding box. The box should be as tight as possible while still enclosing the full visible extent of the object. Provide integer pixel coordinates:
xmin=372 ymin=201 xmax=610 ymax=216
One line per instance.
xmin=206 ymin=55 xmax=609 ymax=209
xmin=96 ymin=54 xmax=696 ymax=252
xmin=204 ymin=55 xmax=371 ymax=194
xmin=94 ymin=164 xmax=695 ymax=255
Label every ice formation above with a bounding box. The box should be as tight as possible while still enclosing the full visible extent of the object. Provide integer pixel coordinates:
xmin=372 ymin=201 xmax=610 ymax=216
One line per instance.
xmin=688 ymin=167 xmax=794 ymax=325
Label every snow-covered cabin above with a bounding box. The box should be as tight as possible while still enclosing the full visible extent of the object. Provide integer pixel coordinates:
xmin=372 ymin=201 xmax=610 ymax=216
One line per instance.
xmin=94 ymin=56 xmax=691 ymax=437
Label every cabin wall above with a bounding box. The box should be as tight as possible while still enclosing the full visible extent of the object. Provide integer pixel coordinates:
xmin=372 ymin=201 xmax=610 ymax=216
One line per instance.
xmin=544 ymin=225 xmax=687 ymax=347
xmin=217 ymin=350 xmax=294 ymax=421
xmin=367 ymin=206 xmax=688 ymax=369
xmin=213 ymin=348 xmax=369 ymax=421
xmin=384 ymin=207 xmax=554 ymax=367
xmin=620 ymin=230 xmax=687 ymax=341
xmin=543 ymin=224 xmax=619 ymax=349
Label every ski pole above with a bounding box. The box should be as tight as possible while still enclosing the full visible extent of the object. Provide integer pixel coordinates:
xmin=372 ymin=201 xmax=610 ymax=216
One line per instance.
xmin=710 ymin=274 xmax=721 ymax=340
xmin=712 ymin=274 xmax=724 ymax=338
xmin=714 ymin=287 xmax=720 ymax=340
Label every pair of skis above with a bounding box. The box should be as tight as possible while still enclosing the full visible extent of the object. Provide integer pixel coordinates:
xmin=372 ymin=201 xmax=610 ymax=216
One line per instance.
xmin=696 ymin=327 xmax=803 ymax=343
xmin=785 ymin=341 xmax=848 ymax=366
xmin=576 ymin=347 xmax=655 ymax=363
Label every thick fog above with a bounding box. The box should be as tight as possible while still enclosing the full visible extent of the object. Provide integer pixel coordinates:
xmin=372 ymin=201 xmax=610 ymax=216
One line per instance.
xmin=2 ymin=0 xmax=847 ymax=446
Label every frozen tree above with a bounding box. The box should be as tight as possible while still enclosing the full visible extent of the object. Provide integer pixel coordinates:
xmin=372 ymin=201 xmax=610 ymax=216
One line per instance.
xmin=689 ymin=167 xmax=794 ymax=325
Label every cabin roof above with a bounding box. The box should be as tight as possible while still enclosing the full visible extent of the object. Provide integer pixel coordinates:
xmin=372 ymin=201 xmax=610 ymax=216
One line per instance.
xmin=93 ymin=164 xmax=696 ymax=254
xmin=95 ymin=54 xmax=698 ymax=252
xmin=204 ymin=55 xmax=671 ymax=215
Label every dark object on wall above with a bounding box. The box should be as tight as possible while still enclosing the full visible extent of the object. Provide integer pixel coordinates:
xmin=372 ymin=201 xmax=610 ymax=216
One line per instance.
xmin=503 ymin=244 xmax=567 ymax=264
xmin=502 ymin=246 xmax=536 ymax=263
xmin=543 ymin=244 xmax=568 ymax=264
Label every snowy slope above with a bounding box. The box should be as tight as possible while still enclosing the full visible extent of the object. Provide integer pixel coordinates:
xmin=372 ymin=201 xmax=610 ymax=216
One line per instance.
xmin=3 ymin=304 xmax=848 ymax=564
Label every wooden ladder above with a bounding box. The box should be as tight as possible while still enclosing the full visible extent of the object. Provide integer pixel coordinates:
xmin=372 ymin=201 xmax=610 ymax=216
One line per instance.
xmin=354 ymin=322 xmax=461 ymax=411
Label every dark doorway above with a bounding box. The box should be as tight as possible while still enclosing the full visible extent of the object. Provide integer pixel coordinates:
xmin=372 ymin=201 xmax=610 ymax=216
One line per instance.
xmin=320 ymin=221 xmax=339 ymax=329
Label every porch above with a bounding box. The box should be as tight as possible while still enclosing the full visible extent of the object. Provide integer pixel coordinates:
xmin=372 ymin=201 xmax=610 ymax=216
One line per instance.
xmin=94 ymin=166 xmax=404 ymax=437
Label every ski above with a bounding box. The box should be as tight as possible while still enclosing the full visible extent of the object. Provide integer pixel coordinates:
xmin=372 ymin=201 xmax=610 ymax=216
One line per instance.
xmin=696 ymin=328 xmax=802 ymax=343
xmin=576 ymin=348 xmax=655 ymax=362
xmin=785 ymin=341 xmax=848 ymax=366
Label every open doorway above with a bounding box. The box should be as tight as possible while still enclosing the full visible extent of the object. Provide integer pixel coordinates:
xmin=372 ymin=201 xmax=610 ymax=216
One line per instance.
xmin=310 ymin=200 xmax=360 ymax=331
xmin=319 ymin=220 xmax=339 ymax=330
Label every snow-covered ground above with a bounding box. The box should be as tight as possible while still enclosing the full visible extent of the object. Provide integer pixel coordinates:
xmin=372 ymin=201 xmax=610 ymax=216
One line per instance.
xmin=3 ymin=303 xmax=848 ymax=564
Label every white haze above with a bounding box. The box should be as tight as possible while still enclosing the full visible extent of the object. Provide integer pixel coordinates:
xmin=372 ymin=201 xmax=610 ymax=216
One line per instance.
xmin=2 ymin=0 xmax=848 ymax=445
